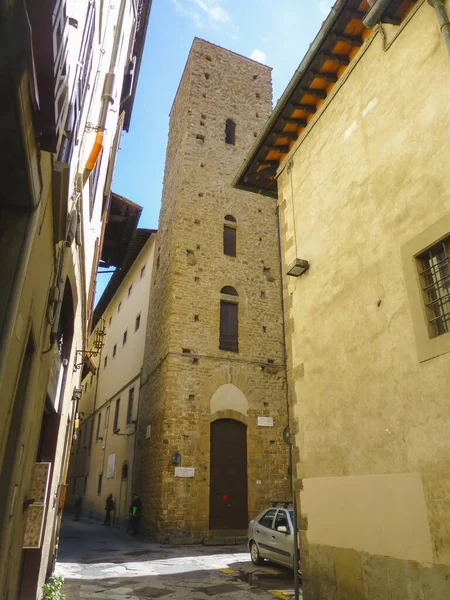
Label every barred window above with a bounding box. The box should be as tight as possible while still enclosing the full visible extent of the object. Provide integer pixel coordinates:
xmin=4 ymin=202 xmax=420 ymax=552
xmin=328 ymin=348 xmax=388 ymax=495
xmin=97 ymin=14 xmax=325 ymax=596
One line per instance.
xmin=418 ymin=236 xmax=450 ymax=338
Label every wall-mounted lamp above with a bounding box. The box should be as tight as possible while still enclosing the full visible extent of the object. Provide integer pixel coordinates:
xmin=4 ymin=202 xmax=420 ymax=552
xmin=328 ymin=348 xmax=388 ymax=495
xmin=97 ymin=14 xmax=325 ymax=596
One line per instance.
xmin=171 ymin=452 xmax=182 ymax=466
xmin=72 ymin=387 xmax=82 ymax=402
xmin=113 ymin=428 xmax=135 ymax=437
xmin=286 ymin=258 xmax=310 ymax=277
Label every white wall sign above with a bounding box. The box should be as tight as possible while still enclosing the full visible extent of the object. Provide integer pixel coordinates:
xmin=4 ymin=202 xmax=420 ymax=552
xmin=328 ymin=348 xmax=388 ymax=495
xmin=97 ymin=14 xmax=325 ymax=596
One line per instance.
xmin=257 ymin=416 xmax=274 ymax=427
xmin=106 ymin=453 xmax=116 ymax=478
xmin=175 ymin=467 xmax=195 ymax=478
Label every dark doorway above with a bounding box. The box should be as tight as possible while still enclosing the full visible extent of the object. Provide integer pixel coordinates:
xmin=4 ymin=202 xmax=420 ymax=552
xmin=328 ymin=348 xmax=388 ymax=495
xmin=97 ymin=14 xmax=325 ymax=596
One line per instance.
xmin=209 ymin=419 xmax=248 ymax=530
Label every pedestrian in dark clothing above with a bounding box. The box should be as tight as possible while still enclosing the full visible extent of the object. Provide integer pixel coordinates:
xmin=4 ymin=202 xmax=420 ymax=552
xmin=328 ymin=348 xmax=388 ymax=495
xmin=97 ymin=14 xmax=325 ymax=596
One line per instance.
xmin=74 ymin=494 xmax=82 ymax=521
xmin=128 ymin=493 xmax=142 ymax=536
xmin=103 ymin=494 xmax=115 ymax=526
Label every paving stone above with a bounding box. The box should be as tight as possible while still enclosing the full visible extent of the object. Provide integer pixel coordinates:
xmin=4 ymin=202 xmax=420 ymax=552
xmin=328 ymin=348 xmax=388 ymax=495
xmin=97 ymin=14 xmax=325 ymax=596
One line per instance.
xmin=200 ymin=583 xmax=242 ymax=595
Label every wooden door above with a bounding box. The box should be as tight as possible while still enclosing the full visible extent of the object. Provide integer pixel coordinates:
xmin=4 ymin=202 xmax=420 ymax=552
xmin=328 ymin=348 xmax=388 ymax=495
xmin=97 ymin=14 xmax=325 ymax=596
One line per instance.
xmin=209 ymin=419 xmax=248 ymax=530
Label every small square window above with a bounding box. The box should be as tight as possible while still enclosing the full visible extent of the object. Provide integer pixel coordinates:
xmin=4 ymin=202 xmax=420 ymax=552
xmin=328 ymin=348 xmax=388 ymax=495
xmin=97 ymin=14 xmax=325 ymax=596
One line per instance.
xmin=135 ymin=313 xmax=141 ymax=331
xmin=417 ymin=236 xmax=450 ymax=338
xmin=128 ymin=284 xmax=133 ymax=297
xmin=140 ymin=265 xmax=146 ymax=279
xmin=123 ymin=330 xmax=128 ymax=346
xmin=113 ymin=344 xmax=117 ymax=357
xmin=118 ymin=302 xmax=122 ymax=314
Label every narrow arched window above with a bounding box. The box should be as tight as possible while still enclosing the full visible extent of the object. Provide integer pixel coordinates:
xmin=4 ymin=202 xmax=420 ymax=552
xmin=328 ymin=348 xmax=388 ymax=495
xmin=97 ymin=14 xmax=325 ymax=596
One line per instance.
xmin=223 ymin=215 xmax=237 ymax=257
xmin=219 ymin=287 xmax=238 ymax=352
xmin=225 ymin=119 xmax=236 ymax=145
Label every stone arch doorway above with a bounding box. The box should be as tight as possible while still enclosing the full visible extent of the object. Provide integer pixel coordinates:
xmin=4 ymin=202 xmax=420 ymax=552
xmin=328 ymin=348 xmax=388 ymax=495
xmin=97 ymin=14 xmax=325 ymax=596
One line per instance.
xmin=209 ymin=419 xmax=248 ymax=530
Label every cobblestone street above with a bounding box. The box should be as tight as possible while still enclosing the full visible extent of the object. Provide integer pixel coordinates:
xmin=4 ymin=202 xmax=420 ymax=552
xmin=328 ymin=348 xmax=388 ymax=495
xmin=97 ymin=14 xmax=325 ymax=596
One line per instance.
xmin=57 ymin=518 xmax=297 ymax=600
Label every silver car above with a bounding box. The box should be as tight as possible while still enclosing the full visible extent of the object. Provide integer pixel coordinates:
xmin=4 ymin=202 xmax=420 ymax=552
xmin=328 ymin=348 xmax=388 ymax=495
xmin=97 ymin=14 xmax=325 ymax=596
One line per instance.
xmin=248 ymin=505 xmax=297 ymax=569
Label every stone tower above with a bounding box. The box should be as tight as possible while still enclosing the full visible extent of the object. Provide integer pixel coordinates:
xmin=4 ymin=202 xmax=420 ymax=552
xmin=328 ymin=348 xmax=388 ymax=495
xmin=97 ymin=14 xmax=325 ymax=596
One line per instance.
xmin=136 ymin=38 xmax=289 ymax=541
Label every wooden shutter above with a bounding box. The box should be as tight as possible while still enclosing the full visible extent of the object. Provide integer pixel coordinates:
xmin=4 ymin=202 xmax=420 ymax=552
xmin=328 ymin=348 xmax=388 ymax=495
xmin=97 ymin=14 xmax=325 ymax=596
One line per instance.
xmin=220 ymin=301 xmax=238 ymax=352
xmin=223 ymin=226 xmax=236 ymax=257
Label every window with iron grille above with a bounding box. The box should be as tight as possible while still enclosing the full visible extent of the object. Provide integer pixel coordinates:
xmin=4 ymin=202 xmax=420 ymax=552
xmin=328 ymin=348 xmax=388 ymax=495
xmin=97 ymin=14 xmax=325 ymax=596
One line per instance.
xmin=127 ymin=387 xmax=134 ymax=424
xmin=219 ymin=287 xmax=238 ymax=352
xmin=417 ymin=236 xmax=450 ymax=338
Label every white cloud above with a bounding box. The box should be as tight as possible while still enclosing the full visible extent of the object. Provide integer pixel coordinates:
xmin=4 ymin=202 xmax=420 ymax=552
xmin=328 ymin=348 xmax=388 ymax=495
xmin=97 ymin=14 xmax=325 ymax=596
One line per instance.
xmin=172 ymin=0 xmax=231 ymax=28
xmin=318 ymin=1 xmax=333 ymax=17
xmin=250 ymin=49 xmax=267 ymax=64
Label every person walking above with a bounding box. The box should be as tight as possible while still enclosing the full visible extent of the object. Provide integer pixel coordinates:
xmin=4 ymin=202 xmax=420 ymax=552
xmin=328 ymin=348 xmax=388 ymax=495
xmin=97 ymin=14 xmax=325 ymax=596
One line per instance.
xmin=103 ymin=493 xmax=115 ymax=526
xmin=73 ymin=494 xmax=81 ymax=521
xmin=128 ymin=493 xmax=142 ymax=536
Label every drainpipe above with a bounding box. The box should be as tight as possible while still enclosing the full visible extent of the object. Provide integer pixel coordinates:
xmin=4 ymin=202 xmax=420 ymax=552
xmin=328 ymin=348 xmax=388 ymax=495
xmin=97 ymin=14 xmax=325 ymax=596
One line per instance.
xmin=276 ymin=205 xmax=300 ymax=600
xmin=363 ymin=0 xmax=392 ymax=27
xmin=84 ymin=0 xmax=127 ymax=179
xmin=428 ymin=0 xmax=450 ymax=55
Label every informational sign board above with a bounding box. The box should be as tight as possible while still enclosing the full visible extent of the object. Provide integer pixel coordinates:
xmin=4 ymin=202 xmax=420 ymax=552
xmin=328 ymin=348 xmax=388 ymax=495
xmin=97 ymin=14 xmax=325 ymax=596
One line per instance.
xmin=106 ymin=453 xmax=116 ymax=478
xmin=257 ymin=416 xmax=274 ymax=427
xmin=175 ymin=467 xmax=195 ymax=478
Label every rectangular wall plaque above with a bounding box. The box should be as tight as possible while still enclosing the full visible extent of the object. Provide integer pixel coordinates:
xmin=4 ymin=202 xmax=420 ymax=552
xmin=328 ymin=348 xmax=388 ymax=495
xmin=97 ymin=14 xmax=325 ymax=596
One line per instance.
xmin=175 ymin=467 xmax=195 ymax=478
xmin=257 ymin=416 xmax=274 ymax=427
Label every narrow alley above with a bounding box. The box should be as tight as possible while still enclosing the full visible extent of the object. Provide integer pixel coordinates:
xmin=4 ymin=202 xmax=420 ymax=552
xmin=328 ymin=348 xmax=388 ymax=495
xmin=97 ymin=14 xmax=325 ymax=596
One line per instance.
xmin=57 ymin=517 xmax=297 ymax=600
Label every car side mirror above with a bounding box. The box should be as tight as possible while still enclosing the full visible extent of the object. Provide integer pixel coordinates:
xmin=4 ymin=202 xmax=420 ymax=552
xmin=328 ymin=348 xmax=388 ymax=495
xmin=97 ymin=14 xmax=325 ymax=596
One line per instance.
xmin=277 ymin=525 xmax=288 ymax=533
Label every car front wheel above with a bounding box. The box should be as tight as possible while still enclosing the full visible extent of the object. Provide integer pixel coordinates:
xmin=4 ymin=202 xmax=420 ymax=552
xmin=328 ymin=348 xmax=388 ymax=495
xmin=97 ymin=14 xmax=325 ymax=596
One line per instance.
xmin=250 ymin=541 xmax=263 ymax=565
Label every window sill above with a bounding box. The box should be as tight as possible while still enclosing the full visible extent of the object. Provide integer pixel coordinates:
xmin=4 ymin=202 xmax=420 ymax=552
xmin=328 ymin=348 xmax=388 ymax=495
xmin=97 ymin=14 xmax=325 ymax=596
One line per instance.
xmin=401 ymin=213 xmax=450 ymax=362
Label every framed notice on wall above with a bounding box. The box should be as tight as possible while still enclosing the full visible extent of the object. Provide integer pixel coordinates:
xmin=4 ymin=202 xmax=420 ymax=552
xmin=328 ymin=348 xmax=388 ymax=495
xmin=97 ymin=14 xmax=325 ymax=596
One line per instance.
xmin=106 ymin=453 xmax=116 ymax=478
xmin=23 ymin=462 xmax=51 ymax=549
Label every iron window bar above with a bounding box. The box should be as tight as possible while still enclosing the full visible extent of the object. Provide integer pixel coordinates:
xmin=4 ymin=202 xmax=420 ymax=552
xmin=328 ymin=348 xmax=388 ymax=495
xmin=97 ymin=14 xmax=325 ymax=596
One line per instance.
xmin=418 ymin=239 xmax=450 ymax=336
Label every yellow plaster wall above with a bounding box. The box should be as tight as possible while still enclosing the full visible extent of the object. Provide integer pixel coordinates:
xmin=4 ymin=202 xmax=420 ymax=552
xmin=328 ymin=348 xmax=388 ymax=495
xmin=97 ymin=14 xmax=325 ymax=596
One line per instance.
xmin=276 ymin=2 xmax=450 ymax=586
xmin=68 ymin=234 xmax=156 ymax=523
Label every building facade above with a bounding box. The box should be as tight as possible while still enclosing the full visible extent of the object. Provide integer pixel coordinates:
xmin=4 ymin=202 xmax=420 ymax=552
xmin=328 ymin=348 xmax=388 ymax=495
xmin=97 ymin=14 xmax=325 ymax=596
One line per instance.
xmin=236 ymin=1 xmax=450 ymax=598
xmin=0 ymin=1 xmax=151 ymax=598
xmin=67 ymin=224 xmax=156 ymax=527
xmin=136 ymin=38 xmax=290 ymax=543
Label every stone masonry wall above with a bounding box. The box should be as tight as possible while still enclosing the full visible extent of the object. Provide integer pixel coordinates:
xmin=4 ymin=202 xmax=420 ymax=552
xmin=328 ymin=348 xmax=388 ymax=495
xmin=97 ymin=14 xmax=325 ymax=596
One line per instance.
xmin=137 ymin=38 xmax=289 ymax=540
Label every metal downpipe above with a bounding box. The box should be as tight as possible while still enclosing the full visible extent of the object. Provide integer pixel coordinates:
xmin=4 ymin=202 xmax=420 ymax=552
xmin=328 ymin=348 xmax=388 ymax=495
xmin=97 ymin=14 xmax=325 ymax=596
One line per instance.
xmin=428 ymin=0 xmax=450 ymax=55
xmin=363 ymin=0 xmax=392 ymax=27
xmin=84 ymin=0 xmax=127 ymax=178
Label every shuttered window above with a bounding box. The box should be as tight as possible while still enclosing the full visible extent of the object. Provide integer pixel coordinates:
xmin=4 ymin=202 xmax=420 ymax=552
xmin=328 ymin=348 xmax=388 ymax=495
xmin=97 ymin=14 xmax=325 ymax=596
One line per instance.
xmin=220 ymin=301 xmax=238 ymax=352
xmin=127 ymin=388 xmax=134 ymax=424
xmin=58 ymin=2 xmax=95 ymax=164
xmin=113 ymin=399 xmax=120 ymax=432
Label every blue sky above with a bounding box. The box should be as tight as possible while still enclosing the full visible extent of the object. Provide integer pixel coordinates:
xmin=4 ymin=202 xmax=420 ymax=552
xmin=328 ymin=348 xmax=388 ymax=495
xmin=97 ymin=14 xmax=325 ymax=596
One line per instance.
xmin=112 ymin=0 xmax=333 ymax=226
xmin=97 ymin=0 xmax=332 ymax=294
